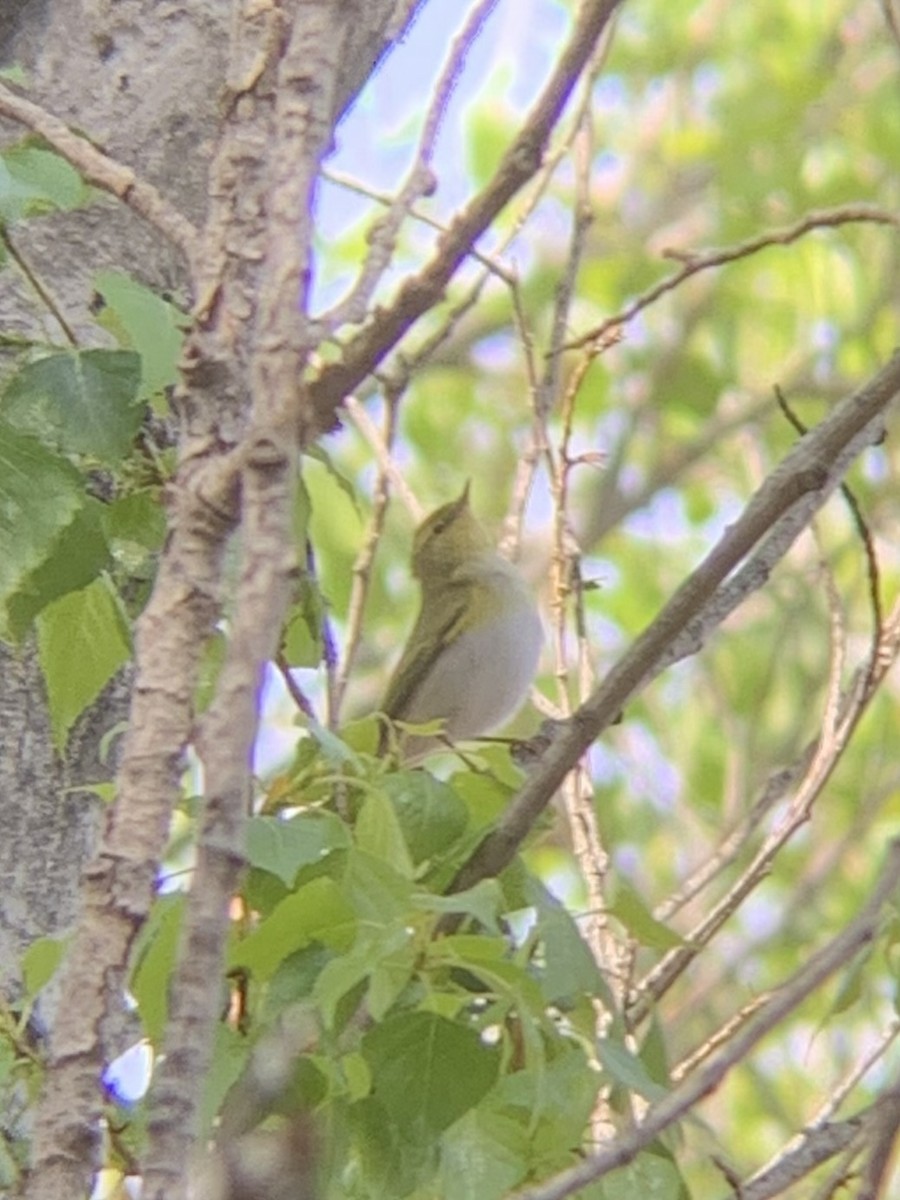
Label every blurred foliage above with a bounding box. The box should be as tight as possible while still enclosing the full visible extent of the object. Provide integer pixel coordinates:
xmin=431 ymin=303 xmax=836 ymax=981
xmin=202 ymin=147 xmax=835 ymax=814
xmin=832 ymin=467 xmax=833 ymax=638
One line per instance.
xmin=3 ymin=0 xmax=900 ymax=1197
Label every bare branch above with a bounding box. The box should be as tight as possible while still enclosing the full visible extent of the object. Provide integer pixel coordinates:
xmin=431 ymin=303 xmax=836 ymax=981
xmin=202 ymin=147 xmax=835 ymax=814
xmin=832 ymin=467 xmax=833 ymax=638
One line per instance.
xmin=26 ymin=474 xmax=236 ymax=1200
xmin=321 ymin=0 xmax=501 ymax=331
xmin=447 ymin=350 xmax=900 ymax=895
xmin=857 ymin=1072 xmax=900 ymax=1200
xmin=563 ymin=204 xmax=900 ymax=355
xmin=306 ymin=0 xmax=627 ymax=433
xmin=632 ymin=593 xmax=900 ymax=1020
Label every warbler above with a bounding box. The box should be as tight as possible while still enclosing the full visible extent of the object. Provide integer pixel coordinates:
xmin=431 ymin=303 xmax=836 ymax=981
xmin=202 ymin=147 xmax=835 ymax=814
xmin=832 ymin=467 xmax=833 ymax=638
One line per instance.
xmin=380 ymin=484 xmax=542 ymax=760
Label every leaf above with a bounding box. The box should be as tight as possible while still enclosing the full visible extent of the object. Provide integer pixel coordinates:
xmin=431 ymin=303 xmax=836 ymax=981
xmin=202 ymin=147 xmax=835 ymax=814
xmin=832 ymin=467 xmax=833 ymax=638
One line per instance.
xmin=281 ymin=573 xmax=326 ymax=667
xmin=0 ymin=141 xmax=93 ymax=222
xmin=354 ymin=792 xmax=415 ymax=878
xmin=596 ymin=1036 xmax=669 ymax=1104
xmin=0 ymin=422 xmax=85 ymax=634
xmin=93 ymin=270 xmax=185 ymax=400
xmin=21 ymin=936 xmax=66 ymax=998
xmin=5 ymin=498 xmax=110 ymax=638
xmin=199 ymin=1025 xmax=252 ymax=1139
xmin=413 ymin=880 xmax=504 ymax=933
xmin=102 ymin=490 xmax=167 ymax=553
xmin=229 ymin=877 xmax=356 ymax=980
xmin=130 ymin=894 xmax=184 ymax=1046
xmin=440 ymin=1109 xmax=529 ymax=1200
xmin=314 ymin=927 xmax=413 ymax=1028
xmin=245 ymin=811 xmax=351 ymax=887
xmin=526 ymin=878 xmax=608 ymax=1005
xmin=2 ymin=349 xmax=143 ymax=463
xmin=609 ymin=880 xmax=684 ymax=951
xmin=35 ymin=575 xmax=131 ymax=749
xmin=598 ymin=1150 xmax=688 ymax=1200
xmin=381 ymin=771 xmax=469 ymax=864
xmin=361 ymin=1011 xmax=501 ymax=1141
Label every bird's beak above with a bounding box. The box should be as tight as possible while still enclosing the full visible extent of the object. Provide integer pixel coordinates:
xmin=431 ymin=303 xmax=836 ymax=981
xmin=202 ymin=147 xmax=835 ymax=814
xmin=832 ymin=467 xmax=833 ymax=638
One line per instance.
xmin=454 ymin=480 xmax=472 ymax=512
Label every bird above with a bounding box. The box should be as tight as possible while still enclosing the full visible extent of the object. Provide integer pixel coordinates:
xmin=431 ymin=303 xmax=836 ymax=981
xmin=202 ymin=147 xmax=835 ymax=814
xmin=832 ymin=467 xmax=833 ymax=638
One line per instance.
xmin=380 ymin=483 xmax=542 ymax=761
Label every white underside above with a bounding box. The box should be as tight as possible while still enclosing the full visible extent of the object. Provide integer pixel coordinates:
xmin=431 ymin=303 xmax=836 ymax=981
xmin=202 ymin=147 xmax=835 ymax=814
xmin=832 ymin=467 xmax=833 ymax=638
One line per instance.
xmin=403 ymin=594 xmax=543 ymax=747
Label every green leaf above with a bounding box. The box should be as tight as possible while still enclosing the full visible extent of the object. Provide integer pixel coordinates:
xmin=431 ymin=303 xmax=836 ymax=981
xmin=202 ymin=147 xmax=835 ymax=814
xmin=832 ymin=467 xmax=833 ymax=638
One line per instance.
xmin=525 ymin=879 xmax=609 ymax=1006
xmin=199 ymin=1025 xmax=252 ymax=1139
xmin=93 ymin=270 xmax=185 ymax=400
xmin=361 ymin=1011 xmax=501 ymax=1141
xmin=440 ymin=1109 xmax=529 ymax=1200
xmin=314 ymin=927 xmax=414 ymax=1028
xmin=596 ymin=1036 xmax=669 ymax=1104
xmin=342 ymin=848 xmax=415 ymax=925
xmin=102 ymin=490 xmax=167 ymax=553
xmin=608 ymin=881 xmax=684 ymax=951
xmin=598 ymin=1150 xmax=688 ymax=1200
xmin=245 ymin=811 xmax=351 ymax=887
xmin=35 ymin=575 xmax=131 ymax=749
xmin=413 ymin=879 xmax=504 ymax=933
xmin=281 ymin=572 xmax=326 ymax=667
xmin=5 ymin=498 xmax=110 ymax=638
xmin=0 ymin=422 xmax=84 ymax=635
xmin=229 ymin=877 xmax=356 ymax=980
xmin=130 ymin=894 xmax=185 ymax=1046
xmin=355 ymin=792 xmax=415 ymax=878
xmin=0 ymin=141 xmax=93 ymax=222
xmin=2 ymin=349 xmax=143 ymax=464
xmin=381 ymin=771 xmax=469 ymax=864
xmin=20 ymin=936 xmax=66 ymax=998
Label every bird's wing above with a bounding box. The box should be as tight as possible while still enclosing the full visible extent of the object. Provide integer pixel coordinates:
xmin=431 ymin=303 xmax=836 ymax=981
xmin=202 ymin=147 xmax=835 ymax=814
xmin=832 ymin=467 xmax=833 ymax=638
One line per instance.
xmin=381 ymin=582 xmax=470 ymax=721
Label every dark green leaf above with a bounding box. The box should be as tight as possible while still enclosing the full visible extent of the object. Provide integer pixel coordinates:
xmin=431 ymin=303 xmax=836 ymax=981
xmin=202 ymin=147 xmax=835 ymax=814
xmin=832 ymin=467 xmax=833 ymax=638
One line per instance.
xmin=35 ymin=575 xmax=131 ymax=749
xmin=381 ymin=771 xmax=469 ymax=864
xmin=2 ymin=349 xmax=143 ymax=463
xmin=362 ymin=1011 xmax=501 ymax=1141
xmin=0 ymin=423 xmax=84 ymax=635
xmin=5 ymin=498 xmax=110 ymax=638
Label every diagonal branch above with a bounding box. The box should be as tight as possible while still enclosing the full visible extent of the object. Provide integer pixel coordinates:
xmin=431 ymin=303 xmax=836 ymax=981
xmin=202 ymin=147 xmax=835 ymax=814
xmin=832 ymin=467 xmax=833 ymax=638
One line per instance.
xmin=306 ymin=0 xmax=627 ymax=433
xmin=447 ymin=350 xmax=900 ymax=896
xmin=563 ymin=204 xmax=900 ymax=354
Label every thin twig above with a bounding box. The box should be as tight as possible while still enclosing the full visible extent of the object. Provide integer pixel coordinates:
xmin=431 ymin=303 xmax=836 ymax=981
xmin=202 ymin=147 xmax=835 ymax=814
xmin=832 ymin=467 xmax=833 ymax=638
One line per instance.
xmin=562 ymin=204 xmax=900 ymax=355
xmin=0 ymin=81 xmax=199 ymax=269
xmin=445 ymin=351 xmax=900 ymax=899
xmin=321 ymin=0 xmax=501 ymax=331
xmin=307 ymin=0 xmax=627 ymax=431
xmin=275 ymin=652 xmax=317 ymax=719
xmin=775 ymin=383 xmax=883 ymax=695
xmin=0 ymin=226 xmax=79 ymax=345
xmin=332 ymin=389 xmax=402 ymax=722
xmin=343 ymin=394 xmax=422 ymax=521
xmin=632 ymin=592 xmax=900 ymax=1021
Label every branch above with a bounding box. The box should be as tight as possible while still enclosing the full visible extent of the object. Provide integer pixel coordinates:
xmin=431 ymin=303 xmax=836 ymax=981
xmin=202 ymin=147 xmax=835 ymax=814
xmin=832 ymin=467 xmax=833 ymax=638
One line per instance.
xmin=563 ymin=204 xmax=900 ymax=354
xmin=306 ymin=0 xmax=627 ymax=433
xmin=447 ymin=350 xmax=900 ymax=895
xmin=321 ymin=0 xmax=501 ymax=332
xmin=858 ymin=1071 xmax=900 ymax=1200
xmin=26 ymin=471 xmax=237 ymax=1200
xmin=0 ymin=81 xmax=199 ymax=268
xmin=142 ymin=437 xmax=297 ymax=1200
xmin=505 ymin=840 xmax=900 ymax=1200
